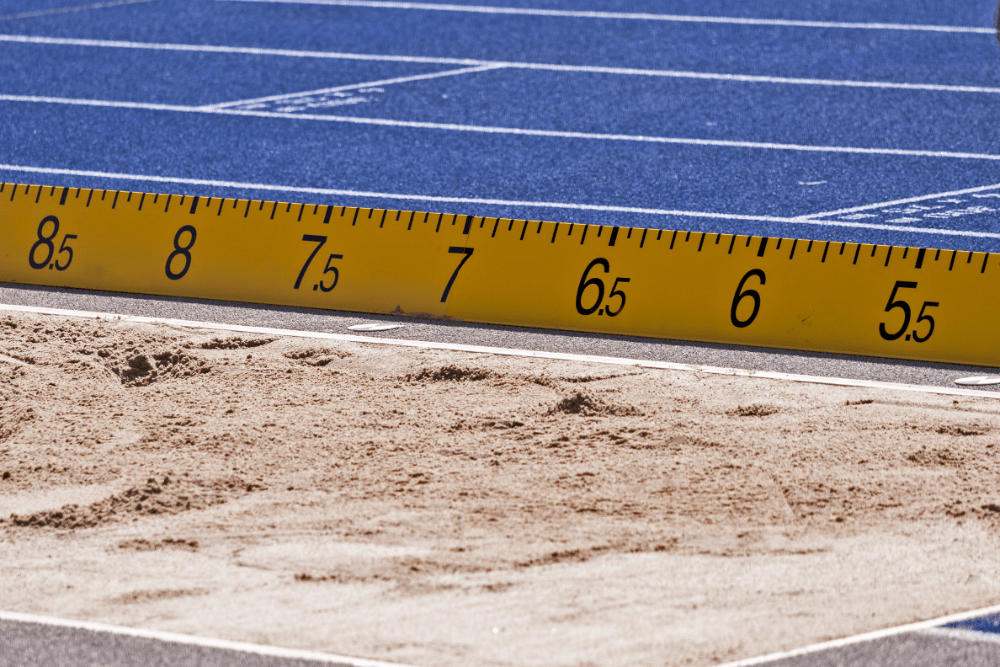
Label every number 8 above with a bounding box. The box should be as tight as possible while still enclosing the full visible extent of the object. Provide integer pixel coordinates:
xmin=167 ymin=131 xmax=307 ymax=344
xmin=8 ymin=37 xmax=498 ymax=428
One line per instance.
xmin=165 ymin=225 xmax=197 ymax=280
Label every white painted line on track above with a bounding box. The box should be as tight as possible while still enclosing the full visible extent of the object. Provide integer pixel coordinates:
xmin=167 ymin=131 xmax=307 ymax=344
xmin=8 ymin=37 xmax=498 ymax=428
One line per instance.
xmin=801 ymin=182 xmax=1000 ymax=219
xmin=6 ymin=93 xmax=1000 ymax=162
xmin=1 ymin=303 xmax=998 ymax=399
xmin=0 ymin=33 xmax=486 ymax=65
xmin=203 ymin=64 xmax=506 ymax=110
xmin=4 ymin=164 xmax=1000 ymax=241
xmin=917 ymin=627 xmax=1000 ymax=645
xmin=4 ymin=34 xmax=1000 ymax=95
xmin=0 ymin=163 xmax=803 ymax=223
xmin=219 ymin=0 xmax=995 ymax=34
xmin=4 ymin=163 xmax=1000 ymax=241
xmin=0 ymin=611 xmax=418 ymax=667
xmin=713 ymin=604 xmax=1000 ymax=667
xmin=0 ymin=0 xmax=155 ymax=22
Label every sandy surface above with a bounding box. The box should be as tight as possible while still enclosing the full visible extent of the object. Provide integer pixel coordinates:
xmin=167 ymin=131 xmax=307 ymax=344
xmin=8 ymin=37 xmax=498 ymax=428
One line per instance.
xmin=1 ymin=311 xmax=1000 ymax=667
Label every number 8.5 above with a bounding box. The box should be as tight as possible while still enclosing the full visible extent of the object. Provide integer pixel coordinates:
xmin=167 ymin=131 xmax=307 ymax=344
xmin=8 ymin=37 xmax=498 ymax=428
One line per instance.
xmin=28 ymin=216 xmax=78 ymax=271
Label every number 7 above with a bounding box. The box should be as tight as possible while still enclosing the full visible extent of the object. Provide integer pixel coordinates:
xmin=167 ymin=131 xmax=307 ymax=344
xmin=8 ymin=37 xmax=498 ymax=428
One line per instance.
xmin=294 ymin=234 xmax=327 ymax=290
xmin=440 ymin=247 xmax=474 ymax=303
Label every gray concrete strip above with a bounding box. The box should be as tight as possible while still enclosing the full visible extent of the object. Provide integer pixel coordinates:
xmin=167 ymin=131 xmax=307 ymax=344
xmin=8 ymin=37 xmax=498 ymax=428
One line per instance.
xmin=742 ymin=632 xmax=1000 ymax=667
xmin=0 ymin=612 xmax=416 ymax=667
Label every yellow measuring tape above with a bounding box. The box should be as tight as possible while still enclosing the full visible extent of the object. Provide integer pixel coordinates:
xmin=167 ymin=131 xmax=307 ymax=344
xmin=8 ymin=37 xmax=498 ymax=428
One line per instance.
xmin=1 ymin=182 xmax=996 ymax=367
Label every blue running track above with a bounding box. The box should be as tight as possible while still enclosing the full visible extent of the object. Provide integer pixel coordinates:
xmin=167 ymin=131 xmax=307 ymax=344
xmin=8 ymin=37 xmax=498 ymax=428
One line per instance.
xmin=1 ymin=0 xmax=999 ymax=251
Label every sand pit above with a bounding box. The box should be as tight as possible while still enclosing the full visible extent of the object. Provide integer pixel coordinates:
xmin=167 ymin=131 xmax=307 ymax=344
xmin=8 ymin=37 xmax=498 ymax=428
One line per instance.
xmin=1 ymin=311 xmax=1000 ymax=666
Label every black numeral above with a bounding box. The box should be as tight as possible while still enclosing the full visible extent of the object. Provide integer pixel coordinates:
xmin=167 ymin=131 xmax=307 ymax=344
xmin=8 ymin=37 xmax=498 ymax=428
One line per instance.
xmin=575 ymin=258 xmax=630 ymax=317
xmin=28 ymin=216 xmax=75 ymax=271
xmin=441 ymin=247 xmax=474 ymax=303
xmin=165 ymin=225 xmax=197 ymax=280
xmin=912 ymin=301 xmax=939 ymax=343
xmin=605 ymin=277 xmax=630 ymax=317
xmin=295 ymin=236 xmax=345 ymax=293
xmin=319 ymin=254 xmax=344 ymax=293
xmin=730 ymin=269 xmax=766 ymax=328
xmin=879 ymin=281 xmax=938 ymax=343
xmin=294 ymin=235 xmax=327 ymax=289
xmin=54 ymin=234 xmax=77 ymax=271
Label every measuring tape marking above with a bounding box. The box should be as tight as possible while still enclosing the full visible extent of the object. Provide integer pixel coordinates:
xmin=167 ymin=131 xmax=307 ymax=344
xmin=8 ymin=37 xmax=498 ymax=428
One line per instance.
xmin=1 ymin=181 xmax=999 ymax=367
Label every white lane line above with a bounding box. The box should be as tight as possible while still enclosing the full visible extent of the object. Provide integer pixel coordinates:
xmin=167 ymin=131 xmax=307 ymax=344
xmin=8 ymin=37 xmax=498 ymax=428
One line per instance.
xmin=526 ymin=70 xmax=1000 ymax=95
xmin=714 ymin=604 xmax=1000 ymax=667
xmin=5 ymin=163 xmax=1000 ymax=240
xmin=800 ymin=182 xmax=1000 ymax=219
xmin=0 ymin=94 xmax=198 ymax=112
xmin=0 ymin=0 xmax=156 ymax=22
xmin=220 ymin=0 xmax=994 ymax=34
xmin=4 ymin=34 xmax=1000 ymax=95
xmin=0 ymin=303 xmax=998 ymax=399
xmin=5 ymin=93 xmax=1000 ymax=162
xmin=0 ymin=33 xmax=484 ymax=64
xmin=0 ymin=163 xmax=799 ymax=223
xmin=203 ymin=64 xmax=505 ymax=110
xmin=0 ymin=611 xmax=417 ymax=667
xmin=917 ymin=627 xmax=1000 ymax=645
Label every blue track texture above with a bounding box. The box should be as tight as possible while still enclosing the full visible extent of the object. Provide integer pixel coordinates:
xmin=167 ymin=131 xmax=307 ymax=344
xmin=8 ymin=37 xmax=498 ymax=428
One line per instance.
xmin=2 ymin=0 xmax=1000 ymax=252
xmin=946 ymin=612 xmax=1000 ymax=635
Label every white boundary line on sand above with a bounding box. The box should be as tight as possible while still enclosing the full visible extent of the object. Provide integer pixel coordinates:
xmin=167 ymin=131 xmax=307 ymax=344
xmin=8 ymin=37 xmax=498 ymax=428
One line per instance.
xmin=0 ymin=303 xmax=998 ymax=399
xmin=714 ymin=603 xmax=1000 ymax=666
xmin=5 ymin=34 xmax=1000 ymax=95
xmin=5 ymin=164 xmax=1000 ymax=241
xmin=0 ymin=610 xmax=418 ymax=667
xmin=220 ymin=0 xmax=995 ymax=34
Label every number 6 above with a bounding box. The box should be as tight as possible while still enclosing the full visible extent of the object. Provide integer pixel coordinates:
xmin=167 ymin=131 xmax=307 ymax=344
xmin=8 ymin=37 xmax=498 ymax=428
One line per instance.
xmin=730 ymin=269 xmax=766 ymax=328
